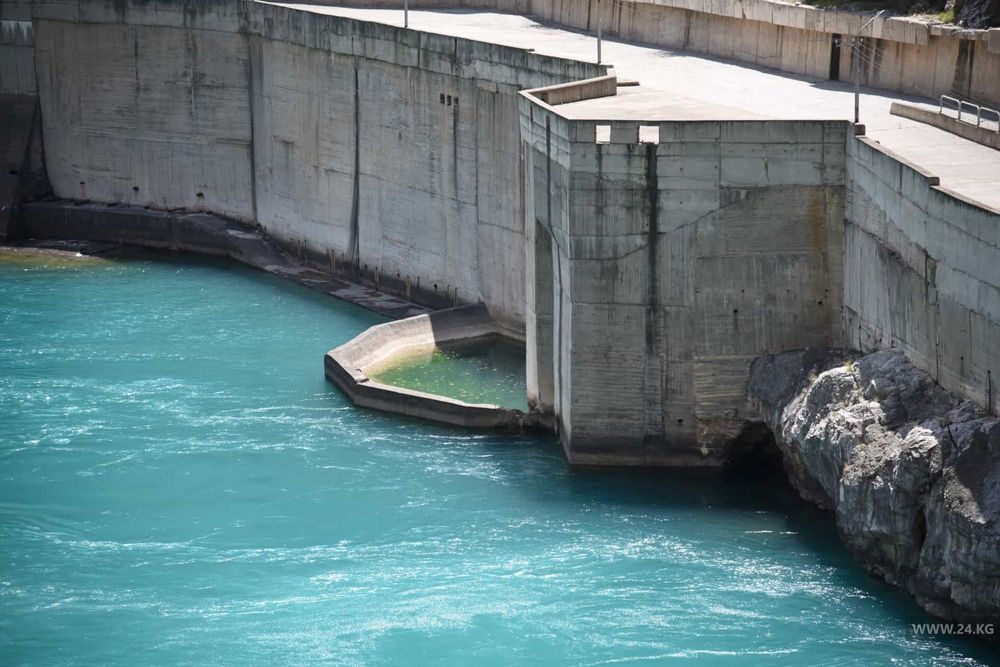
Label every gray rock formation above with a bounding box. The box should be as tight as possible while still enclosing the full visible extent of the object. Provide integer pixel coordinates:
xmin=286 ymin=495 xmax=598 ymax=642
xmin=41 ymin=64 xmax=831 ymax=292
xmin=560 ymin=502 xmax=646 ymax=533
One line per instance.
xmin=749 ymin=349 xmax=1000 ymax=624
xmin=956 ymin=0 xmax=1000 ymax=28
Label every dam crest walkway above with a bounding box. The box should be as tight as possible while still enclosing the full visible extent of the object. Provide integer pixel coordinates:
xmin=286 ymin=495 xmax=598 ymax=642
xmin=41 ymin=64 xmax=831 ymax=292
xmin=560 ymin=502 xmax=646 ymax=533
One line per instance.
xmin=268 ymin=2 xmax=1000 ymax=211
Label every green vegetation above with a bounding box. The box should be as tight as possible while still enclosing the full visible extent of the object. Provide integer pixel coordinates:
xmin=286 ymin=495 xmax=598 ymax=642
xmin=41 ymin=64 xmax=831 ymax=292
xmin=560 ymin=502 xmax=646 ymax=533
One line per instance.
xmin=796 ymin=0 xmax=955 ymax=23
xmin=936 ymin=6 xmax=957 ymax=21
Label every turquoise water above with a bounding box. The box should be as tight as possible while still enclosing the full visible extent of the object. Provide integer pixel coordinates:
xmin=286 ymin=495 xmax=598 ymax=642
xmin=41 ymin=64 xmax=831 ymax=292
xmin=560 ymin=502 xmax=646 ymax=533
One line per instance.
xmin=370 ymin=339 xmax=528 ymax=410
xmin=1 ymin=252 xmax=996 ymax=666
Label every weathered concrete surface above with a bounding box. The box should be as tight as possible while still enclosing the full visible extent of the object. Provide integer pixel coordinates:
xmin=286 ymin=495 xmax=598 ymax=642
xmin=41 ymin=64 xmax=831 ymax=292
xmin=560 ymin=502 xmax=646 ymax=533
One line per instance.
xmin=520 ymin=98 xmax=846 ymax=465
xmin=0 ymin=94 xmax=47 ymax=240
xmin=0 ymin=16 xmax=34 ymax=95
xmin=33 ymin=18 xmax=255 ymax=221
xmin=749 ymin=348 xmax=1000 ymax=625
xmin=11 ymin=201 xmax=428 ymax=320
xmin=325 ymin=303 xmax=537 ymax=429
xmin=31 ymin=0 xmax=606 ymax=337
xmin=844 ymin=132 xmax=1000 ymax=420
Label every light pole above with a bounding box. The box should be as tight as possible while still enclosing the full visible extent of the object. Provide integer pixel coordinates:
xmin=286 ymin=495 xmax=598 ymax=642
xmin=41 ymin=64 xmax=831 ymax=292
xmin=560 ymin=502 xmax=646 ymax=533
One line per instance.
xmin=404 ymin=0 xmax=409 ymax=28
xmin=597 ymin=0 xmax=602 ymax=64
xmin=853 ymin=10 xmax=885 ymax=124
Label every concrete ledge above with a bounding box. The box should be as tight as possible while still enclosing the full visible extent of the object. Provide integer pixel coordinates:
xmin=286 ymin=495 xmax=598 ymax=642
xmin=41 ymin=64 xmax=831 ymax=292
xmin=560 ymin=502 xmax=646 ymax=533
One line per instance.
xmin=523 ymin=72 xmax=617 ymax=106
xmin=855 ymin=136 xmax=941 ymax=186
xmin=931 ymin=184 xmax=1000 ymax=216
xmin=10 ymin=200 xmax=428 ymax=319
xmin=853 ymin=135 xmax=1000 ymax=215
xmin=890 ymin=102 xmax=1000 ymax=151
xmin=325 ymin=304 xmax=540 ymax=430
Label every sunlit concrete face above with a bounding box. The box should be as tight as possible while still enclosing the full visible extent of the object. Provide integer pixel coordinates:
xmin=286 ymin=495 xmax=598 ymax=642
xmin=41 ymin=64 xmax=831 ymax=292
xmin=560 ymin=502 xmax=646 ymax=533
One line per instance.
xmin=520 ymin=104 xmax=847 ymax=465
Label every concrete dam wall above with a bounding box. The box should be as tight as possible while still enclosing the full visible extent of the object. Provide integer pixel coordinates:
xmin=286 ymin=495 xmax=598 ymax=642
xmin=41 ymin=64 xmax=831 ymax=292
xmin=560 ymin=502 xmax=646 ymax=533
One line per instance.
xmin=29 ymin=0 xmax=604 ymax=335
xmin=844 ymin=135 xmax=1000 ymax=417
xmin=10 ymin=0 xmax=1000 ymax=468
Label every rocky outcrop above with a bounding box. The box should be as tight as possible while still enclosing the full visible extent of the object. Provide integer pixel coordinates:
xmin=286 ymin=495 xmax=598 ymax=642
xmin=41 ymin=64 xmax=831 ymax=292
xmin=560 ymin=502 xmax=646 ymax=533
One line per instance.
xmin=956 ymin=0 xmax=1000 ymax=28
xmin=749 ymin=349 xmax=1000 ymax=624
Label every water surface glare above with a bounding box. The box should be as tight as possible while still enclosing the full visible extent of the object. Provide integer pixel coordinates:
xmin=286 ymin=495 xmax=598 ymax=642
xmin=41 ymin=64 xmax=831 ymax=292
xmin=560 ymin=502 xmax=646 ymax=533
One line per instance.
xmin=1 ymin=253 xmax=996 ymax=665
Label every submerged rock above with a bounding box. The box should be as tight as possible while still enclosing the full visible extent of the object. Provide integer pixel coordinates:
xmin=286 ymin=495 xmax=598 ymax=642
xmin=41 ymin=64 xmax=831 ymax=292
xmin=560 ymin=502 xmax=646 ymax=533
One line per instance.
xmin=748 ymin=349 xmax=1000 ymax=624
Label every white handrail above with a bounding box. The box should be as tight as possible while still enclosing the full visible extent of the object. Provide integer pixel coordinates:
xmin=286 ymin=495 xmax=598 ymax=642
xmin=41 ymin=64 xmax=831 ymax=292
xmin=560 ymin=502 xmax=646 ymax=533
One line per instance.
xmin=939 ymin=95 xmax=999 ymax=133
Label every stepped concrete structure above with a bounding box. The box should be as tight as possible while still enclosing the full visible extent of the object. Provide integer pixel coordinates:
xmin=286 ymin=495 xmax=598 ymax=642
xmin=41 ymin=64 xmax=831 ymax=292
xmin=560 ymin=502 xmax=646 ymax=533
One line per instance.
xmin=4 ymin=0 xmax=1000 ymax=467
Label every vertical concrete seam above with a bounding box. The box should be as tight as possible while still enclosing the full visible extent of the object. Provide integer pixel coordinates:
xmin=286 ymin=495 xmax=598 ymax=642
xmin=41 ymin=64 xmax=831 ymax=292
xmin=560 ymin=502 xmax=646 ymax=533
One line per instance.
xmin=546 ymin=115 xmax=564 ymax=427
xmin=474 ymin=86 xmax=483 ymax=306
xmin=349 ymin=58 xmax=361 ymax=272
xmin=246 ymin=34 xmax=259 ymax=226
xmin=644 ymin=141 xmax=662 ymax=443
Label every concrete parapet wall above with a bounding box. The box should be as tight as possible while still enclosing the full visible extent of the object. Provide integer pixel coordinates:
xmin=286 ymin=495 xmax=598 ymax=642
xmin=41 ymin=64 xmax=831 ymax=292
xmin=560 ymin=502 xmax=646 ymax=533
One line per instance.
xmin=527 ymin=0 xmax=1000 ymax=107
xmin=525 ymin=72 xmax=618 ymax=106
xmin=317 ymin=0 xmax=1000 ymax=106
xmin=890 ymin=102 xmax=1000 ymax=151
xmin=324 ymin=304 xmax=532 ymax=428
xmin=844 ymin=134 xmax=1000 ymax=416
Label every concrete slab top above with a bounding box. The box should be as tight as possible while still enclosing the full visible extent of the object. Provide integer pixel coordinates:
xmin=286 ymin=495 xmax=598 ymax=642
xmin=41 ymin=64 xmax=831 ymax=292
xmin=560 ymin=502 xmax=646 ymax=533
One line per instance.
xmin=267 ymin=3 xmax=1000 ymax=209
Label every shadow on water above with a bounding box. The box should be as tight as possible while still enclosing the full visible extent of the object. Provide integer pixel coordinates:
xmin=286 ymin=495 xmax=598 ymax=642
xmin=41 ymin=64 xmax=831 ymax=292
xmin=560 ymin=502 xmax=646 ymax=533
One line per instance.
xmin=413 ymin=423 xmax=1000 ymax=661
xmin=548 ymin=444 xmax=1000 ymax=663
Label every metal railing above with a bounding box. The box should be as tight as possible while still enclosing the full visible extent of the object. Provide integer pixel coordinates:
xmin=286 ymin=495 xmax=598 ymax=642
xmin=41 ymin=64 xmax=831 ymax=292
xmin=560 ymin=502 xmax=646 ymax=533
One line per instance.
xmin=939 ymin=95 xmax=1000 ymax=132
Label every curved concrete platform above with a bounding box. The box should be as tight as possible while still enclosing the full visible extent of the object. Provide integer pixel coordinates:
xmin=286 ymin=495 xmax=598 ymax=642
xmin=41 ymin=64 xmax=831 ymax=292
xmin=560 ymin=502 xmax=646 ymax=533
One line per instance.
xmin=325 ymin=304 xmax=544 ymax=430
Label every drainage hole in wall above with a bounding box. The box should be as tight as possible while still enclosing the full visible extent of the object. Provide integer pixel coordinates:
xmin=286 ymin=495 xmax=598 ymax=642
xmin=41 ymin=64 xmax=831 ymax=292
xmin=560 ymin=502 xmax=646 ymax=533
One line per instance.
xmin=196 ymin=192 xmax=204 ymax=198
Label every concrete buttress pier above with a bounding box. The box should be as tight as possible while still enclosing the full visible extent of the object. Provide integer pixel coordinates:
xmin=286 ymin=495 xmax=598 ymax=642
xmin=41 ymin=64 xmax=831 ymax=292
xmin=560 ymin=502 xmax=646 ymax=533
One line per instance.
xmin=519 ymin=85 xmax=846 ymax=465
